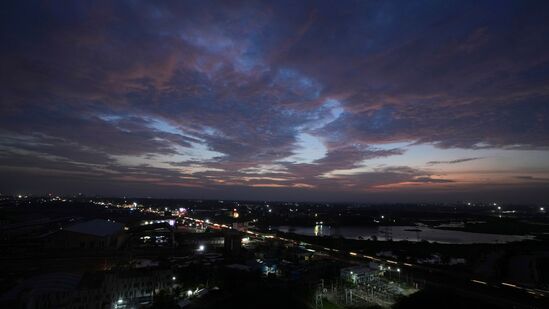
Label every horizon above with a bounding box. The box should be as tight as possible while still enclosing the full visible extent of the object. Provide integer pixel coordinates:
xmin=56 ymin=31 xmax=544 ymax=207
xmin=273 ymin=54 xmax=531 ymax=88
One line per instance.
xmin=2 ymin=192 xmax=545 ymax=206
xmin=2 ymin=1 xmax=549 ymax=203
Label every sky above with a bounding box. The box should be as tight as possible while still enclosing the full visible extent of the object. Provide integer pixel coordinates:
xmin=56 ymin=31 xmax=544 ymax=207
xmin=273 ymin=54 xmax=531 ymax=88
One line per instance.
xmin=1 ymin=0 xmax=549 ymax=203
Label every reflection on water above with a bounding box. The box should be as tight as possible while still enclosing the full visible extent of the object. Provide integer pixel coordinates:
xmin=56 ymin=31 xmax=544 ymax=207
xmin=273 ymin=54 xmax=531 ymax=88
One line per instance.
xmin=274 ymin=225 xmax=534 ymax=244
xmin=313 ymin=224 xmax=322 ymax=236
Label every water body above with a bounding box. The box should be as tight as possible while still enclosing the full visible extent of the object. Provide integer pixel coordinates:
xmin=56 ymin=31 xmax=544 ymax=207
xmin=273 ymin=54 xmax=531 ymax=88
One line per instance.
xmin=273 ymin=225 xmax=534 ymax=244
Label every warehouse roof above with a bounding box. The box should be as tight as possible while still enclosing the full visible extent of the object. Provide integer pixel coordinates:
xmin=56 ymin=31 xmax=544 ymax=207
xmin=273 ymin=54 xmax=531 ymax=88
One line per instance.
xmin=65 ymin=219 xmax=123 ymax=237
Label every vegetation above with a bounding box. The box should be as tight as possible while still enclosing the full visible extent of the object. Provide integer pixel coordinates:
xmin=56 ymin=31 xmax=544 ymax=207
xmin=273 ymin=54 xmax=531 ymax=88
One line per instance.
xmin=437 ymin=218 xmax=549 ymax=236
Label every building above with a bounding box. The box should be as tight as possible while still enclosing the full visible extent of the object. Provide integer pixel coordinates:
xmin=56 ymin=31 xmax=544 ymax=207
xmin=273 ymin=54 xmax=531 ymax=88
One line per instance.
xmin=224 ymin=230 xmax=243 ymax=255
xmin=176 ymin=231 xmax=225 ymax=251
xmin=0 ymin=269 xmax=176 ymax=309
xmin=340 ymin=265 xmax=379 ymax=284
xmin=44 ymin=219 xmax=125 ymax=249
xmin=129 ymin=222 xmax=174 ymax=248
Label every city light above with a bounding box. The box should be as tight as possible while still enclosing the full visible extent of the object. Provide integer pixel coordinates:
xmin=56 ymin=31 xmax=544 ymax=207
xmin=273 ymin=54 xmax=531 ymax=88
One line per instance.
xmin=198 ymin=244 xmax=205 ymax=251
xmin=472 ymin=279 xmax=488 ymax=285
xmin=502 ymin=282 xmax=518 ymax=288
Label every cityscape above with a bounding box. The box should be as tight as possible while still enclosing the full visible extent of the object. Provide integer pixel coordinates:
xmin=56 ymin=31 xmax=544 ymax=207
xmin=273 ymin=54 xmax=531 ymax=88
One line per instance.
xmin=2 ymin=1 xmax=549 ymax=308
xmin=0 ymin=195 xmax=548 ymax=308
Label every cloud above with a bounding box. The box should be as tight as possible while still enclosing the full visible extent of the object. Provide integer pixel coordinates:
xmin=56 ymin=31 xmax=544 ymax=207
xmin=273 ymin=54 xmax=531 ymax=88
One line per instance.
xmin=427 ymin=157 xmax=482 ymax=165
xmin=411 ymin=177 xmax=455 ymax=183
xmin=1 ymin=1 xmax=549 ymax=202
xmin=515 ymin=176 xmax=549 ymax=182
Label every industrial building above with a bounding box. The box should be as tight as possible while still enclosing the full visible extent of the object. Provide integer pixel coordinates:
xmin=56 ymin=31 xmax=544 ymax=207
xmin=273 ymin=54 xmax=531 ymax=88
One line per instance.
xmin=43 ymin=219 xmax=125 ymax=249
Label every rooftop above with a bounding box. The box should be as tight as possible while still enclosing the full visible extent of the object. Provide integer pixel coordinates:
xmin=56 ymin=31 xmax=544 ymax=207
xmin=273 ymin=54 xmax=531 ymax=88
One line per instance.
xmin=65 ymin=219 xmax=123 ymax=237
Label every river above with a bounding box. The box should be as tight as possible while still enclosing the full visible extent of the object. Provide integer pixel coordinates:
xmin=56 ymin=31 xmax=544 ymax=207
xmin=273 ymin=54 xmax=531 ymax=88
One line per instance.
xmin=272 ymin=225 xmax=534 ymax=244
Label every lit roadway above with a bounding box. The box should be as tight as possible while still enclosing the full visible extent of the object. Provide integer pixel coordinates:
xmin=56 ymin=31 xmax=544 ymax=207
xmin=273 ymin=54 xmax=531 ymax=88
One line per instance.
xmin=184 ymin=216 xmax=549 ymax=309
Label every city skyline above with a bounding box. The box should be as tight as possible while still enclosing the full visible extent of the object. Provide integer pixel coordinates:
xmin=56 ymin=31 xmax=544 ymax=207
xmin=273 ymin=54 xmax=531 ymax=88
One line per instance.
xmin=2 ymin=0 xmax=549 ymax=202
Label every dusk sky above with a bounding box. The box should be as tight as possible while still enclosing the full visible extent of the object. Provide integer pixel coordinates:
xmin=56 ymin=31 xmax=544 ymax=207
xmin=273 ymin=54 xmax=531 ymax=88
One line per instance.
xmin=1 ymin=1 xmax=549 ymax=202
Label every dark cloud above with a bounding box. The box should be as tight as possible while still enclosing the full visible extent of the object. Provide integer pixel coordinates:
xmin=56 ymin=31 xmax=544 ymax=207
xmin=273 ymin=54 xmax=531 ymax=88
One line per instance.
xmin=515 ymin=176 xmax=549 ymax=182
xmin=427 ymin=157 xmax=482 ymax=165
xmin=411 ymin=177 xmax=455 ymax=184
xmin=1 ymin=0 xmax=549 ymax=202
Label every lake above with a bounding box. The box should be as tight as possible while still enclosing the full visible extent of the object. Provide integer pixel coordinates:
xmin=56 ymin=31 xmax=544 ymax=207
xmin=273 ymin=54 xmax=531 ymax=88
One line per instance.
xmin=272 ymin=225 xmax=534 ymax=244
